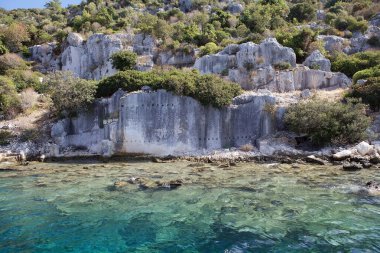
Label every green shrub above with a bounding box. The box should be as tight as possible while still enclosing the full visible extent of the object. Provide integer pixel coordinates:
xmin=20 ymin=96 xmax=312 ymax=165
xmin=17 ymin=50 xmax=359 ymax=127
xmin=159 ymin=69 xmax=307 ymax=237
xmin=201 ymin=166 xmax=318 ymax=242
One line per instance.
xmin=110 ymin=50 xmax=138 ymax=71
xmin=352 ymin=66 xmax=380 ymax=83
xmin=274 ymin=62 xmax=292 ymax=70
xmin=0 ymin=41 xmax=8 ymax=55
xmin=276 ymin=27 xmax=317 ymax=62
xmin=96 ymin=69 xmax=242 ymax=107
xmin=44 ymin=71 xmax=97 ymax=115
xmin=0 ymin=130 xmax=14 ymax=146
xmin=331 ymin=51 xmax=380 ymax=77
xmin=199 ymin=42 xmax=221 ymax=56
xmin=284 ymin=98 xmax=371 ymax=146
xmin=5 ymin=69 xmax=43 ymax=92
xmin=288 ymin=3 xmax=316 ymax=23
xmin=346 ymin=77 xmax=380 ymax=111
xmin=0 ymin=53 xmax=28 ymax=75
xmin=0 ymin=76 xmax=21 ymax=119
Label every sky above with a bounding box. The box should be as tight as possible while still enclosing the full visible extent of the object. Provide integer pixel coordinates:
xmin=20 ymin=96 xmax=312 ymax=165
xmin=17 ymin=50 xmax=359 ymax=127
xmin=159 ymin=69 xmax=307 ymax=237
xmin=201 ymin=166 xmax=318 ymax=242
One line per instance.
xmin=0 ymin=0 xmax=82 ymax=10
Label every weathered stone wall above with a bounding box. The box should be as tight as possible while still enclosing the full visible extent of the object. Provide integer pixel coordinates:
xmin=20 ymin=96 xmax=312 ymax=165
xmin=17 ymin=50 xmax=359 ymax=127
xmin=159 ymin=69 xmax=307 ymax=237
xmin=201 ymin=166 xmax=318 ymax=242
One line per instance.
xmin=30 ymin=33 xmax=195 ymax=80
xmin=194 ymin=38 xmax=351 ymax=92
xmin=51 ymin=90 xmax=280 ymax=156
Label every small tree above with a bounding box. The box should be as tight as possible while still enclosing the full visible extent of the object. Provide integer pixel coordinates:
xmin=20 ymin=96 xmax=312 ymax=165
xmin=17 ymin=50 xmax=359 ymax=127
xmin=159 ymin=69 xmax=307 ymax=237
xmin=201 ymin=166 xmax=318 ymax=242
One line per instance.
xmin=110 ymin=51 xmax=138 ymax=71
xmin=44 ymin=71 xmax=97 ymax=115
xmin=284 ymin=98 xmax=371 ymax=146
xmin=0 ymin=23 xmax=30 ymax=52
xmin=347 ymin=77 xmax=380 ymax=112
xmin=0 ymin=76 xmax=21 ymax=119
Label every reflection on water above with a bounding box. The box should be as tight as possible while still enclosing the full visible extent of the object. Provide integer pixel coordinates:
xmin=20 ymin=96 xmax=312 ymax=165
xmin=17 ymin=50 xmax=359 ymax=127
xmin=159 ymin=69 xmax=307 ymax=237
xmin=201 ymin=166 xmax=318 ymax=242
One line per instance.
xmin=0 ymin=161 xmax=380 ymax=252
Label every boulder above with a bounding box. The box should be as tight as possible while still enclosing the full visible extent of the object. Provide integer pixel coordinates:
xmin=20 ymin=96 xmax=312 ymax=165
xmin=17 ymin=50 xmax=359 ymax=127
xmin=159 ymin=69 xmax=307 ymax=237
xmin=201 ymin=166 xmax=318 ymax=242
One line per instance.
xmin=332 ymin=149 xmax=352 ymax=160
xmin=227 ymin=2 xmax=244 ymax=14
xmin=354 ymin=141 xmax=374 ymax=156
xmin=67 ymin=33 xmax=84 ymax=47
xmin=303 ymin=50 xmax=331 ymax=71
xmin=317 ymin=35 xmax=350 ymax=54
xmin=305 ymin=155 xmax=326 ymax=165
xmin=300 ymin=89 xmax=312 ymax=99
xmin=365 ymin=181 xmax=380 ymax=195
xmin=316 ymin=10 xmax=326 ymax=21
xmin=370 ymin=13 xmax=380 ymax=27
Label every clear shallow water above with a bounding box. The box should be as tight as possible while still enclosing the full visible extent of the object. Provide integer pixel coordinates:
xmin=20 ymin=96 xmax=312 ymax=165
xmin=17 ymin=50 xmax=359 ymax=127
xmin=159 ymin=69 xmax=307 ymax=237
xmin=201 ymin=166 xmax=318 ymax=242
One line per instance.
xmin=0 ymin=161 xmax=380 ymax=252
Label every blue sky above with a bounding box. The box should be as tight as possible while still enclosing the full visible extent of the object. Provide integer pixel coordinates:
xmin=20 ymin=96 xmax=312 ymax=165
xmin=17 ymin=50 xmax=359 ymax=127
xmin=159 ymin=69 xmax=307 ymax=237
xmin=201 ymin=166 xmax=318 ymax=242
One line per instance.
xmin=0 ymin=0 xmax=82 ymax=10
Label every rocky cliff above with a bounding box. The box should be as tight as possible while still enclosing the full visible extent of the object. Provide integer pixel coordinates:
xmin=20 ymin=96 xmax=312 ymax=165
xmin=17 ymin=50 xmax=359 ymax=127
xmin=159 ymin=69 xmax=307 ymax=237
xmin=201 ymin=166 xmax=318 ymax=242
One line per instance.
xmin=30 ymin=33 xmax=195 ymax=80
xmin=51 ymin=90 xmax=281 ymax=156
xmin=194 ymin=38 xmax=350 ymax=92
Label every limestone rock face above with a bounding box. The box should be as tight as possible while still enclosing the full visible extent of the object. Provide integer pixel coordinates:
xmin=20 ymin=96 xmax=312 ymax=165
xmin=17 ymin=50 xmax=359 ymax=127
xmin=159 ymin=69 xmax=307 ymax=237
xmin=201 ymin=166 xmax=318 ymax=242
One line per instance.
xmin=51 ymin=90 xmax=280 ymax=156
xmin=30 ymin=32 xmax=196 ymax=79
xmin=317 ymin=35 xmax=350 ymax=54
xmin=29 ymin=43 xmax=60 ymax=73
xmin=61 ymin=33 xmax=134 ymax=80
xmin=67 ymin=33 xmax=83 ymax=47
xmin=155 ymin=50 xmax=196 ymax=67
xmin=303 ymin=50 xmax=331 ymax=71
xmin=195 ymin=39 xmax=296 ymax=75
xmin=194 ymin=39 xmax=350 ymax=92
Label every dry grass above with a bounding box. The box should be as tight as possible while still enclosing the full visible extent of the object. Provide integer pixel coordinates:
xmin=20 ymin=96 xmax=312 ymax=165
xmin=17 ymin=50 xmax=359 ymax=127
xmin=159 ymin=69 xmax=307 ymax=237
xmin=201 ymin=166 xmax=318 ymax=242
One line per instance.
xmin=20 ymin=88 xmax=39 ymax=112
xmin=239 ymin=143 xmax=254 ymax=152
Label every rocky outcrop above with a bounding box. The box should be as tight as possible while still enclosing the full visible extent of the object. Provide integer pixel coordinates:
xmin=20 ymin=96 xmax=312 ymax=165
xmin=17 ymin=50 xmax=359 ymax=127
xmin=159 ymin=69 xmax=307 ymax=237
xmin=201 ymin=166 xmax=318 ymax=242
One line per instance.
xmin=318 ymin=13 xmax=380 ymax=54
xmin=30 ymin=32 xmax=195 ymax=80
xmin=29 ymin=43 xmax=60 ymax=73
xmin=51 ymin=89 xmax=281 ymax=156
xmin=317 ymin=35 xmax=350 ymax=54
xmin=155 ymin=50 xmax=196 ymax=67
xmin=194 ymin=38 xmax=350 ymax=92
xmin=303 ymin=50 xmax=331 ymax=71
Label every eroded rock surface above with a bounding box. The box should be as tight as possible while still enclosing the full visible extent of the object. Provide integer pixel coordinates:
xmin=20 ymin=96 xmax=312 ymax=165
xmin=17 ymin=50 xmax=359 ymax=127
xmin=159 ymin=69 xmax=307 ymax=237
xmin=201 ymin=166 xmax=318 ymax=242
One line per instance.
xmin=194 ymin=38 xmax=350 ymax=92
xmin=51 ymin=90 xmax=281 ymax=156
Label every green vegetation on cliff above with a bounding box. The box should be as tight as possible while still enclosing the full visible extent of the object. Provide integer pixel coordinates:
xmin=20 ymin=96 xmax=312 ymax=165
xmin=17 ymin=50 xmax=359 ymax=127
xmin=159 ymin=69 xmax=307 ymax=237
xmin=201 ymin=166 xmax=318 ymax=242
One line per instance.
xmin=284 ymin=99 xmax=371 ymax=146
xmin=96 ymin=69 xmax=242 ymax=107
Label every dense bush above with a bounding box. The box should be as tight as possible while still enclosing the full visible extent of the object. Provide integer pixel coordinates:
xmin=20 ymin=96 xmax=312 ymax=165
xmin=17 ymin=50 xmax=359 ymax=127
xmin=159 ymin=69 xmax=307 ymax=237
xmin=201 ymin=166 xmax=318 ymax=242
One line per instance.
xmin=288 ymin=3 xmax=316 ymax=23
xmin=331 ymin=51 xmax=380 ymax=77
xmin=96 ymin=69 xmax=242 ymax=107
xmin=276 ymin=27 xmax=319 ymax=62
xmin=240 ymin=0 xmax=289 ymax=34
xmin=199 ymin=42 xmax=221 ymax=56
xmin=284 ymin=99 xmax=370 ymax=146
xmin=5 ymin=69 xmax=43 ymax=92
xmin=0 ymin=76 xmax=21 ymax=119
xmin=44 ymin=71 xmax=97 ymax=115
xmin=346 ymin=77 xmax=380 ymax=111
xmin=352 ymin=66 xmax=380 ymax=83
xmin=0 ymin=53 xmax=28 ymax=75
xmin=110 ymin=51 xmax=138 ymax=71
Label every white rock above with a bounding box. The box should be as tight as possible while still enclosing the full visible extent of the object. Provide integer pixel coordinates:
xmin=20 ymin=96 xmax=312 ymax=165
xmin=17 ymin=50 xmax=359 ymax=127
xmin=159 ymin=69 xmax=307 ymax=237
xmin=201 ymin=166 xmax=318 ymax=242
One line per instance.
xmin=355 ymin=141 xmax=374 ymax=156
xmin=333 ymin=149 xmax=352 ymax=160
xmin=303 ymin=50 xmax=331 ymax=71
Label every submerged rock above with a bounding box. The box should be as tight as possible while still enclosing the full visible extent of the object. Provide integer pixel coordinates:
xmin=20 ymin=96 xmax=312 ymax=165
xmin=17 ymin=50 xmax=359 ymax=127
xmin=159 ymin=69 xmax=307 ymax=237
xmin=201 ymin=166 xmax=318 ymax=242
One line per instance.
xmin=366 ymin=181 xmax=380 ymax=195
xmin=343 ymin=162 xmax=363 ymax=171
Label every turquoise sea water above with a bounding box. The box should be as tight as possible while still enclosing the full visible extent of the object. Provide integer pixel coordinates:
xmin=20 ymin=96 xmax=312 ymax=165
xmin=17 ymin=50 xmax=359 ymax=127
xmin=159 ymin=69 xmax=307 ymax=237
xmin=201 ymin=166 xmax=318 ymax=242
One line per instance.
xmin=0 ymin=161 xmax=380 ymax=252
